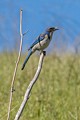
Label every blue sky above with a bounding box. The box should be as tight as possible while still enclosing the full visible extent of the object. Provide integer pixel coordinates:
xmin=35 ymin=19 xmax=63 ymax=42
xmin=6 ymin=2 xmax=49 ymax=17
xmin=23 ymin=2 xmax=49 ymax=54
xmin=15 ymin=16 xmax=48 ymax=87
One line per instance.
xmin=0 ymin=0 xmax=80 ymax=53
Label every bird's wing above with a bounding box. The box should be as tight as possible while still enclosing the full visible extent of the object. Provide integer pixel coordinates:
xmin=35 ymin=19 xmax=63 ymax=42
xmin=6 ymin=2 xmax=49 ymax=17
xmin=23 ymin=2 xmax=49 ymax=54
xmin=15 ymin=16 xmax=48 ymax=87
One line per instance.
xmin=28 ymin=33 xmax=46 ymax=50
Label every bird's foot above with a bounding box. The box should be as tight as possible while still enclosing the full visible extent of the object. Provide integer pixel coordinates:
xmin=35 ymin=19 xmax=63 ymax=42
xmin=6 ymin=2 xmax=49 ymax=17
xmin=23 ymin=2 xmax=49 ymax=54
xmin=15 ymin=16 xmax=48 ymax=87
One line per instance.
xmin=43 ymin=51 xmax=46 ymax=56
xmin=40 ymin=51 xmax=46 ymax=56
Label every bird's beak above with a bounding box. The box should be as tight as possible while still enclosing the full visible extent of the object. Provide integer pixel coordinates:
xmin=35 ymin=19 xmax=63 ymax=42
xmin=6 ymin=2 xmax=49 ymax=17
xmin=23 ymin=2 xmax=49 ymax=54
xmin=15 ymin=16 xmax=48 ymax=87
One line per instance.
xmin=54 ymin=27 xmax=59 ymax=31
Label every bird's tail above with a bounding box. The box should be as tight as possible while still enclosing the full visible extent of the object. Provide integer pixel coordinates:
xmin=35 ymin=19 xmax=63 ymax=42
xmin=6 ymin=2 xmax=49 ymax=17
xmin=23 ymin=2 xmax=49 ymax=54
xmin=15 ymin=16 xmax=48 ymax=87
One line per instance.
xmin=21 ymin=50 xmax=32 ymax=70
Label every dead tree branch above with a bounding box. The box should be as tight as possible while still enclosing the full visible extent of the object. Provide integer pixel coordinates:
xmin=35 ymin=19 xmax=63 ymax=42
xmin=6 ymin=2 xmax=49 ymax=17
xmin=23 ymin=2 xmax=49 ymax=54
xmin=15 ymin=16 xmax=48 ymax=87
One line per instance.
xmin=14 ymin=51 xmax=46 ymax=120
xmin=7 ymin=9 xmax=23 ymax=120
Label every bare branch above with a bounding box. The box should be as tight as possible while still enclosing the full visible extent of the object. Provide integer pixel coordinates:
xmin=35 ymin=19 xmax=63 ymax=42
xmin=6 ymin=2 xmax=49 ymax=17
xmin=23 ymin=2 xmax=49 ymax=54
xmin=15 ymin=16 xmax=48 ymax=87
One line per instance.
xmin=20 ymin=9 xmax=23 ymax=36
xmin=23 ymin=30 xmax=29 ymax=36
xmin=14 ymin=51 xmax=46 ymax=120
xmin=7 ymin=9 xmax=23 ymax=120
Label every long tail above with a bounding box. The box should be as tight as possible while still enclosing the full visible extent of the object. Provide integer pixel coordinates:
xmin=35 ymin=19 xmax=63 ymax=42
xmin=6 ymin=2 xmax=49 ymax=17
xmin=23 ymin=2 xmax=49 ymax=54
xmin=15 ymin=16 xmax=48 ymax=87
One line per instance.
xmin=21 ymin=50 xmax=32 ymax=70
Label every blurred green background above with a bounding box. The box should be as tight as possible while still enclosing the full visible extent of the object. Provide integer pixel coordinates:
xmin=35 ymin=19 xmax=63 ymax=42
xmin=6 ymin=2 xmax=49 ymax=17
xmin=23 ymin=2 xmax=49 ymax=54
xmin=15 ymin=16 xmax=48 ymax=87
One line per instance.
xmin=0 ymin=53 xmax=80 ymax=120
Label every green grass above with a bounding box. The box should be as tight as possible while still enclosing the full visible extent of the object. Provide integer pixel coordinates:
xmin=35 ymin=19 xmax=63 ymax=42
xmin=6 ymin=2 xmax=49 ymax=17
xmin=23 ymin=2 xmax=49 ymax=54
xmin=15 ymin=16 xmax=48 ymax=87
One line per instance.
xmin=0 ymin=52 xmax=80 ymax=120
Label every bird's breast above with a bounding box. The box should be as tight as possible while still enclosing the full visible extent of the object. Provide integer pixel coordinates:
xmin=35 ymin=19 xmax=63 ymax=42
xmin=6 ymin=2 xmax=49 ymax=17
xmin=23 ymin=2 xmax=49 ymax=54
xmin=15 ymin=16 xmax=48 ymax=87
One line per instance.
xmin=32 ymin=37 xmax=51 ymax=52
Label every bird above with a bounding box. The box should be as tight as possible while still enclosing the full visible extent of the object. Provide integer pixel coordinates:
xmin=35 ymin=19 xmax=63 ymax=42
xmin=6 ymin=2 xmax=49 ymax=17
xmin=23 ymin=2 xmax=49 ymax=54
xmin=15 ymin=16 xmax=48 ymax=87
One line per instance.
xmin=21 ymin=27 xmax=59 ymax=70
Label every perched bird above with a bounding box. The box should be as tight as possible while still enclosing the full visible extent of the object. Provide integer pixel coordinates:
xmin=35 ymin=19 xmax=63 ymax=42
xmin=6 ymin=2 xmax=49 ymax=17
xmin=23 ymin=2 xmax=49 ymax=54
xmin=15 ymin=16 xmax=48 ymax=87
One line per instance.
xmin=21 ymin=27 xmax=59 ymax=70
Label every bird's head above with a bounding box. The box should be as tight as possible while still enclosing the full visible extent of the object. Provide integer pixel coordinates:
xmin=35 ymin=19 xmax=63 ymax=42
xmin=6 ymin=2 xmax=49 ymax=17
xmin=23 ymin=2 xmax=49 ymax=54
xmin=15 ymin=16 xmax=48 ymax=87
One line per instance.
xmin=46 ymin=27 xmax=59 ymax=32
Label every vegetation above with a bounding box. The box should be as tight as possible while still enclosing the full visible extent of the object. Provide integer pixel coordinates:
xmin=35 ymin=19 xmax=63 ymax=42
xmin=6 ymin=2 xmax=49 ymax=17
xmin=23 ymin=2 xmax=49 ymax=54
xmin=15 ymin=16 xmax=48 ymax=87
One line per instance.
xmin=0 ymin=52 xmax=80 ymax=120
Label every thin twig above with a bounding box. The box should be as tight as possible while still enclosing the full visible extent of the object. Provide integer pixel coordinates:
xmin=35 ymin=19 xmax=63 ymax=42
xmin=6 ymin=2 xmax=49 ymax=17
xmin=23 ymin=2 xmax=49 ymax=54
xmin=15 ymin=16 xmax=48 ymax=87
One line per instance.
xmin=14 ymin=51 xmax=46 ymax=120
xmin=7 ymin=9 xmax=23 ymax=120
xmin=23 ymin=30 xmax=29 ymax=36
xmin=1 ymin=104 xmax=19 ymax=120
